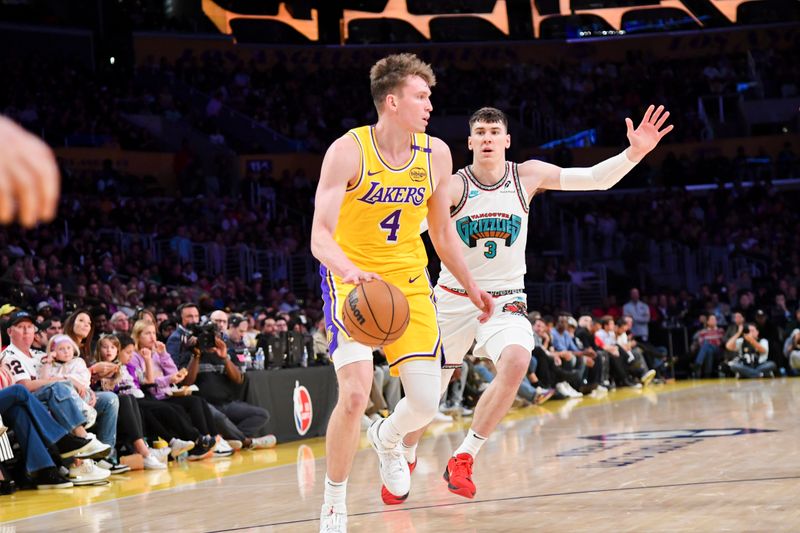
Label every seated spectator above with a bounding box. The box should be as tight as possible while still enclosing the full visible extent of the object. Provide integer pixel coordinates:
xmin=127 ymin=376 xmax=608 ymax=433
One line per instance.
xmin=594 ymin=316 xmax=638 ymax=388
xmin=113 ymin=334 xmax=205 ymax=459
xmin=182 ymin=312 xmax=276 ymax=450
xmin=690 ymin=314 xmax=725 ymax=378
xmin=131 ymin=319 xmax=222 ymax=460
xmin=724 ymin=312 xmax=746 ymax=362
xmin=0 ymin=381 xmax=104 ymax=489
xmin=530 ymin=317 xmax=582 ymax=398
xmin=725 ymin=323 xmax=775 ymax=378
xmin=38 ymin=335 xmax=97 ymax=428
xmin=109 ymin=312 xmax=130 ymax=336
xmin=0 ymin=311 xmax=112 ymax=484
xmin=63 ymin=310 xmax=121 ymax=459
xmin=550 ymin=315 xmax=590 ymax=392
xmin=615 ymin=317 xmax=656 ymax=387
xmin=93 ymin=336 xmax=168 ymax=470
xmin=782 ymin=325 xmax=800 ymax=374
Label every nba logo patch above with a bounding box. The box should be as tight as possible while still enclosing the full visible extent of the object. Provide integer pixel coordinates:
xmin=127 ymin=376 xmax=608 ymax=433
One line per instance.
xmin=293 ymin=381 xmax=314 ymax=436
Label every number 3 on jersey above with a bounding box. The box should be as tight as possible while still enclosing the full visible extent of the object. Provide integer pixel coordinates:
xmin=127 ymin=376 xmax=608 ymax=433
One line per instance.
xmin=380 ymin=209 xmax=401 ymax=243
xmin=484 ymin=241 xmax=497 ymax=258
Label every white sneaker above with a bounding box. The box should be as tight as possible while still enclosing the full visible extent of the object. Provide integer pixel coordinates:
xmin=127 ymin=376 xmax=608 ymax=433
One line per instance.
xmin=641 ymin=369 xmax=656 ymax=387
xmin=366 ymin=419 xmax=410 ymax=497
xmin=69 ymin=459 xmax=111 ymax=486
xmin=214 ymin=438 xmax=234 ymax=457
xmin=74 ymin=436 xmax=112 ymax=460
xmin=226 ymin=440 xmax=243 ymax=450
xmin=143 ymin=454 xmax=168 ymax=470
xmin=320 ymin=503 xmax=347 ymax=533
xmin=250 ymin=434 xmax=277 ymax=449
xmin=169 ymin=438 xmax=195 ymax=458
xmin=149 ymin=447 xmax=171 ymax=462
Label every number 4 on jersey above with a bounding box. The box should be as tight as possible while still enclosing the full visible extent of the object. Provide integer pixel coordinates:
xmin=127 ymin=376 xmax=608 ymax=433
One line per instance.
xmin=380 ymin=209 xmax=401 ymax=243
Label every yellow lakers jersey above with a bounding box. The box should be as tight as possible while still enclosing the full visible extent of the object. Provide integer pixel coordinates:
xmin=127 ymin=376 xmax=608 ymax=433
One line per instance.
xmin=334 ymin=125 xmax=434 ymax=275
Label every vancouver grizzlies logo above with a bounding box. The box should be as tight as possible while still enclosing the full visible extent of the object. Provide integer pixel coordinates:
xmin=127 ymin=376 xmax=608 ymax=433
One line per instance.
xmin=456 ymin=213 xmax=522 ymax=248
xmin=358 ymin=181 xmax=426 ymax=206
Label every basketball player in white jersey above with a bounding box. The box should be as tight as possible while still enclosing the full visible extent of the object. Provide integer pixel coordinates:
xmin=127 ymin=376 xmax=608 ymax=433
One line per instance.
xmin=383 ymin=104 xmax=673 ymax=503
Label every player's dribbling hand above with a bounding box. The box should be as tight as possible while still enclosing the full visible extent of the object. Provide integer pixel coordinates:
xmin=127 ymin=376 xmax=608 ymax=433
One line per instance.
xmin=341 ymin=268 xmax=381 ymax=285
xmin=0 ymin=116 xmax=60 ymax=227
xmin=469 ymin=288 xmax=494 ymax=324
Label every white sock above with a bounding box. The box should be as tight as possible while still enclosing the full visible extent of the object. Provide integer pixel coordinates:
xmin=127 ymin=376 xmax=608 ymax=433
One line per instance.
xmin=324 ymin=475 xmax=347 ymax=510
xmin=400 ymin=441 xmax=417 ymax=464
xmin=454 ymin=429 xmax=487 ymax=458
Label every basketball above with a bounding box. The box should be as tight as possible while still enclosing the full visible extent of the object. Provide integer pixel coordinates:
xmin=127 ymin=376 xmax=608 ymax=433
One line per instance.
xmin=342 ymin=280 xmax=410 ymax=346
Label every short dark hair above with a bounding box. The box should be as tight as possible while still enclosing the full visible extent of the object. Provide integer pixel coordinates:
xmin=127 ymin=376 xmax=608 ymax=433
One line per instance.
xmin=469 ymin=107 xmax=508 ymax=131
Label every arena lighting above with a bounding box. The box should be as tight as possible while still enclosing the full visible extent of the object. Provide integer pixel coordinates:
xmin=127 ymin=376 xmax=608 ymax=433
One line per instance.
xmin=530 ymin=1 xmax=703 ymax=38
xmin=201 ymin=0 xmax=319 ymax=41
xmin=342 ymin=0 xmax=509 ymax=41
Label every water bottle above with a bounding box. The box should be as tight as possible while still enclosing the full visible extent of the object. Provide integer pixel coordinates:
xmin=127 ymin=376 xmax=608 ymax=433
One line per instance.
xmin=243 ymin=349 xmax=252 ymax=370
xmin=255 ymin=347 xmax=265 ymax=370
xmin=301 ymin=344 xmax=309 ymax=368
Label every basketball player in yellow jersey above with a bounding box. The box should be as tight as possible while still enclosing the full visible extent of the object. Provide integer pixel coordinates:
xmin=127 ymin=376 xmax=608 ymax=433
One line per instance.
xmin=312 ymin=53 xmax=493 ymax=533
xmin=390 ymin=104 xmax=673 ymax=502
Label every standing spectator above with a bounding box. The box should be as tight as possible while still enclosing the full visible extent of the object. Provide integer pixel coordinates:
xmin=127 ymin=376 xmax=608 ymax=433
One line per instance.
xmin=623 ymin=288 xmax=651 ymax=341
xmin=725 ymin=323 xmax=774 ymax=378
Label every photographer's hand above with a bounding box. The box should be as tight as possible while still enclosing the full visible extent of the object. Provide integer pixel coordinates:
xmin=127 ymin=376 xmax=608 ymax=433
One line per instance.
xmin=213 ymin=337 xmax=228 ymax=360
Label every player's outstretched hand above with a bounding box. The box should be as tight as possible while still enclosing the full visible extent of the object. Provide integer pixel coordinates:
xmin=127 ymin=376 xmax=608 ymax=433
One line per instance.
xmin=469 ymin=288 xmax=494 ymax=324
xmin=341 ymin=268 xmax=382 ymax=285
xmin=0 ymin=116 xmax=60 ymax=227
xmin=625 ymin=104 xmax=674 ymax=162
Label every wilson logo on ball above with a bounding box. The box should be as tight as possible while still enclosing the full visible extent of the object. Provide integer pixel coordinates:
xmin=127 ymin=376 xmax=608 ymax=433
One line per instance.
xmin=347 ymin=291 xmax=366 ymax=325
xmin=293 ymin=381 xmax=313 ymax=436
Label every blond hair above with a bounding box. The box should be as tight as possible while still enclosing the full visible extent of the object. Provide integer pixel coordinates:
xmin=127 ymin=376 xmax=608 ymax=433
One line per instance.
xmin=370 ymin=53 xmax=436 ymax=112
xmin=131 ymin=319 xmax=155 ymax=349
xmin=46 ymin=334 xmax=81 ymax=360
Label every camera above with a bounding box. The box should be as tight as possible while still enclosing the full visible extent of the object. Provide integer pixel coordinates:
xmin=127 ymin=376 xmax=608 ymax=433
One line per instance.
xmin=187 ymin=322 xmax=219 ymax=353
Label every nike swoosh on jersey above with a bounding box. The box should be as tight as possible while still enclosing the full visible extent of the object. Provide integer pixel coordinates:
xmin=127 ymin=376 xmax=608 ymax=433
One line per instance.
xmin=367 ymin=169 xmax=384 ymax=176
xmin=408 ymin=275 xmax=421 ymax=283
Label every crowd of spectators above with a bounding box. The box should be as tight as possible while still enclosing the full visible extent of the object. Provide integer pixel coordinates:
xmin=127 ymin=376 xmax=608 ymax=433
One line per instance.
xmin=0 ymin=301 xmax=294 ymax=494
xmin=4 ymin=40 xmax=794 ymax=156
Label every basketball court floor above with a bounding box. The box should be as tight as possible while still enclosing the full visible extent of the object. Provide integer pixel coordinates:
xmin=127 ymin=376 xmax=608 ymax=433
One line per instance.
xmin=2 ymin=379 xmax=798 ymax=532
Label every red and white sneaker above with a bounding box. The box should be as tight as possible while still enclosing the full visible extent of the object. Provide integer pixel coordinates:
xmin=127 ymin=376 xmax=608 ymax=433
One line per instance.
xmin=443 ymin=453 xmax=476 ymax=499
xmin=380 ymin=460 xmax=417 ymax=505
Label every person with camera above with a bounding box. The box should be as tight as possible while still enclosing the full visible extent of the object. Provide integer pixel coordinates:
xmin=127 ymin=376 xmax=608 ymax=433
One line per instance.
xmin=181 ymin=312 xmax=276 ymax=450
xmin=725 ymin=322 xmax=775 ymax=378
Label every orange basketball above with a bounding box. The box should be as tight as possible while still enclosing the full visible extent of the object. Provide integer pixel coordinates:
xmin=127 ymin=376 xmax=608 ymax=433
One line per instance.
xmin=342 ymin=279 xmax=410 ymax=346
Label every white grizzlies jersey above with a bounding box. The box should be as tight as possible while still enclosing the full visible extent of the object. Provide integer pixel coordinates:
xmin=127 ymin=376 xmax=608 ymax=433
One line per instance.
xmin=437 ymin=162 xmax=529 ymax=293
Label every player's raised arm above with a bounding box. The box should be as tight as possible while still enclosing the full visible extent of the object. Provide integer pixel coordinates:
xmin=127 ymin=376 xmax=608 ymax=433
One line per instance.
xmin=426 ymin=137 xmax=494 ymax=322
xmin=310 ymin=134 xmax=380 ymax=285
xmin=518 ymin=104 xmax=673 ymax=197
